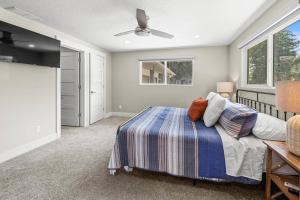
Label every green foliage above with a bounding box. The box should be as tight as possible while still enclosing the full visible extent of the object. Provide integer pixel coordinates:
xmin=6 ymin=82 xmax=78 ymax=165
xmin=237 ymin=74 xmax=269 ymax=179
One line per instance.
xmin=247 ymin=40 xmax=268 ymax=84
xmin=274 ymin=29 xmax=300 ymax=82
xmin=167 ymin=61 xmax=192 ymax=84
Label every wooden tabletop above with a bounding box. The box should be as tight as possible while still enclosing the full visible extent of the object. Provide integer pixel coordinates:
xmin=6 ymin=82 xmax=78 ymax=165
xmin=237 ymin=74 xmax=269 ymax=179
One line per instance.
xmin=264 ymin=140 xmax=300 ymax=172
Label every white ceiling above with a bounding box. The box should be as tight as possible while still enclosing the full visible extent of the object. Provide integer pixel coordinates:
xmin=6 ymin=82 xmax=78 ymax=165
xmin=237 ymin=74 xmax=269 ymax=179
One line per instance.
xmin=0 ymin=0 xmax=275 ymax=52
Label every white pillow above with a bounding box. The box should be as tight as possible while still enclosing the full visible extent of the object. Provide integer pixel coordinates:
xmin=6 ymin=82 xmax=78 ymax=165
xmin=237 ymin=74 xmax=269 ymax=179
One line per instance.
xmin=252 ymin=113 xmax=287 ymax=141
xmin=225 ymin=99 xmax=234 ymax=109
xmin=203 ymin=93 xmax=226 ymax=127
xmin=206 ymin=92 xmax=217 ymax=101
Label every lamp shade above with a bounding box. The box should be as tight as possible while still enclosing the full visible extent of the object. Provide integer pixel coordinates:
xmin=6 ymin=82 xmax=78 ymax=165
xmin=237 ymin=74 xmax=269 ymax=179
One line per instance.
xmin=275 ymin=81 xmax=300 ymax=113
xmin=217 ymin=82 xmax=233 ymax=93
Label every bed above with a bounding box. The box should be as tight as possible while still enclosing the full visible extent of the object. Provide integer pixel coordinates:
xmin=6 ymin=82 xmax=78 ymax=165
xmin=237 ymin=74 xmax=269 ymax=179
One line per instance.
xmin=108 ymin=89 xmax=294 ymax=184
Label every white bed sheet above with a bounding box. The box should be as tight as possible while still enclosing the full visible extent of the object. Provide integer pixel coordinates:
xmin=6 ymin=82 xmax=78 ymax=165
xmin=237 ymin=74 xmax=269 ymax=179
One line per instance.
xmin=216 ymin=124 xmax=297 ymax=181
xmin=216 ymin=124 xmax=266 ymax=181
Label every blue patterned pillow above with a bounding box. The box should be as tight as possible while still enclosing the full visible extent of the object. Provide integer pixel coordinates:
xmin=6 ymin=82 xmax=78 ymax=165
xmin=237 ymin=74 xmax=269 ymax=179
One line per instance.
xmin=219 ymin=103 xmax=257 ymax=138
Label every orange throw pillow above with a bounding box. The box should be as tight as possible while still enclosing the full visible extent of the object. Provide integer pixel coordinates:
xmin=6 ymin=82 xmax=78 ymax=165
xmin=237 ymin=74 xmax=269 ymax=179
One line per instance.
xmin=188 ymin=98 xmax=208 ymax=122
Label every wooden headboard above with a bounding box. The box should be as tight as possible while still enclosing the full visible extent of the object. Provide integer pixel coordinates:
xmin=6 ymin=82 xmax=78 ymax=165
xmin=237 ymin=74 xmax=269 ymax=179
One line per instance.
xmin=236 ymin=89 xmax=297 ymax=121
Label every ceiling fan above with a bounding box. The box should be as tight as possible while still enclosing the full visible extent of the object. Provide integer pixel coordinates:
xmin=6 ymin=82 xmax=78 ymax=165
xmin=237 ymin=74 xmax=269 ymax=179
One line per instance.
xmin=114 ymin=9 xmax=174 ymax=39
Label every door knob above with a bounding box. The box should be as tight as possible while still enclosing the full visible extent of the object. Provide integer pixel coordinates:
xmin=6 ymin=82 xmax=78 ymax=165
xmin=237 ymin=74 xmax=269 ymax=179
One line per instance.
xmin=90 ymin=91 xmax=96 ymax=94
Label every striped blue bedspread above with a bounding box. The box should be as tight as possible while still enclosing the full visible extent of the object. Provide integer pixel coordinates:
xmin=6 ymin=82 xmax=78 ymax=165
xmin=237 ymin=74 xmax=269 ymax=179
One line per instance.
xmin=108 ymin=106 xmax=257 ymax=183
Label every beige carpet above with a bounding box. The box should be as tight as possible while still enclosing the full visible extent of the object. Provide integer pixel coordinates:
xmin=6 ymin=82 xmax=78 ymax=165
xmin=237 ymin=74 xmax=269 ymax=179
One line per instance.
xmin=0 ymin=117 xmax=264 ymax=200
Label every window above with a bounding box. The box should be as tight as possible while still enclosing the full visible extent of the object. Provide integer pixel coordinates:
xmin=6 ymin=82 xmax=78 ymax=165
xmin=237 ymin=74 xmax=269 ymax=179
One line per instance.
xmin=140 ymin=59 xmax=193 ymax=85
xmin=243 ymin=18 xmax=300 ymax=87
xmin=247 ymin=40 xmax=268 ymax=85
xmin=273 ymin=21 xmax=300 ymax=83
xmin=141 ymin=61 xmax=165 ymax=84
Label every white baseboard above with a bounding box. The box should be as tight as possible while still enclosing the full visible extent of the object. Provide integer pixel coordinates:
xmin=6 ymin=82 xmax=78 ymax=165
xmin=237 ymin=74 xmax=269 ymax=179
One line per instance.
xmin=105 ymin=112 xmax=136 ymax=118
xmin=0 ymin=133 xmax=58 ymax=164
xmin=104 ymin=112 xmax=113 ymax=118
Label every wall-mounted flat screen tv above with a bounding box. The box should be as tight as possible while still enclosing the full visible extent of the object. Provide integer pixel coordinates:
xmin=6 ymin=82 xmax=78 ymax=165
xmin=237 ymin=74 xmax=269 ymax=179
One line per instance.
xmin=0 ymin=20 xmax=60 ymax=68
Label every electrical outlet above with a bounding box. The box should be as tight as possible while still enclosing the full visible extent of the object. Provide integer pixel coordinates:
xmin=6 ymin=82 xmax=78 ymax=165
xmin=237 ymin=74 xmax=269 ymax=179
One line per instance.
xmin=118 ymin=105 xmax=122 ymax=110
xmin=36 ymin=125 xmax=41 ymax=133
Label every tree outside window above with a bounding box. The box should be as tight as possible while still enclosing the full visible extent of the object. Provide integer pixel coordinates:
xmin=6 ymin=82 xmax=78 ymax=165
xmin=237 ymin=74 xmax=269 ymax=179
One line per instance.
xmin=273 ymin=20 xmax=300 ymax=84
xmin=247 ymin=40 xmax=268 ymax=84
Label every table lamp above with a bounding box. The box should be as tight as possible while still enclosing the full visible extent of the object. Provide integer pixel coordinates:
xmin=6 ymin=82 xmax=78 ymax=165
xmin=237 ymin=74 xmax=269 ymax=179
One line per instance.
xmin=276 ymin=81 xmax=300 ymax=156
xmin=217 ymin=82 xmax=233 ymax=99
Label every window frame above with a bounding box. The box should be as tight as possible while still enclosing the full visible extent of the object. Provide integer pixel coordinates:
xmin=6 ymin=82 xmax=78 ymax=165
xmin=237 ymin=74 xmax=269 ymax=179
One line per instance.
xmin=139 ymin=58 xmax=194 ymax=86
xmin=241 ymin=15 xmax=300 ymax=89
xmin=243 ymin=36 xmax=270 ymax=88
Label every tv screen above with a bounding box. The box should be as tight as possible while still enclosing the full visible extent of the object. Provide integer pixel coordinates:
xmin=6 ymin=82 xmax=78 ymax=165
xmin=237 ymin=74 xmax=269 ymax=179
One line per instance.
xmin=0 ymin=20 xmax=60 ymax=68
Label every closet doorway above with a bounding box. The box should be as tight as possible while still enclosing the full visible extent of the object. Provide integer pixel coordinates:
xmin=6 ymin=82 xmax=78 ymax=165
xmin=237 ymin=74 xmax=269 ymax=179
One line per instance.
xmin=60 ymin=47 xmax=81 ymax=126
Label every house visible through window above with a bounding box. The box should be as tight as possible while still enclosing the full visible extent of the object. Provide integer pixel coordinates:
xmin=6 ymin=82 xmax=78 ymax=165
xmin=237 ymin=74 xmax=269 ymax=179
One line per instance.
xmin=141 ymin=61 xmax=165 ymax=84
xmin=243 ymin=18 xmax=300 ymax=87
xmin=140 ymin=59 xmax=193 ymax=85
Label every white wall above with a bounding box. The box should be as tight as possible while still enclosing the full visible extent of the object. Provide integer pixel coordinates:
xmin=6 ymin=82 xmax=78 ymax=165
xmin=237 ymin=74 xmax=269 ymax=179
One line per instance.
xmin=112 ymin=46 xmax=229 ymax=113
xmin=0 ymin=7 xmax=111 ymax=163
xmin=229 ymin=0 xmax=299 ymax=90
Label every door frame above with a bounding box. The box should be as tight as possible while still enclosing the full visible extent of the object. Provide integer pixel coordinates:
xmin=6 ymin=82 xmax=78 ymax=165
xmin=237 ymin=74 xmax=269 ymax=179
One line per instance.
xmin=89 ymin=52 xmax=106 ymax=125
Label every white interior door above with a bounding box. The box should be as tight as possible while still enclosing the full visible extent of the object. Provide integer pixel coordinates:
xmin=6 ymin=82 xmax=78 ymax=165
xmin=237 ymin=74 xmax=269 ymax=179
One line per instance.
xmin=90 ymin=54 xmax=104 ymax=124
xmin=61 ymin=51 xmax=80 ymax=126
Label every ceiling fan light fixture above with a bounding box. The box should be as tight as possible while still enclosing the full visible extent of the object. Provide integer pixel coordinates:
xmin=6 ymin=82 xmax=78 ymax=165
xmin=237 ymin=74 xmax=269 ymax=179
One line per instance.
xmin=135 ymin=27 xmax=150 ymax=37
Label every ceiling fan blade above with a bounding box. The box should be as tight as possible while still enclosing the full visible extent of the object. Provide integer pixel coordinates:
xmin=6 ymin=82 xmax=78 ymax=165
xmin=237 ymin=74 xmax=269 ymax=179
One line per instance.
xmin=114 ymin=30 xmax=134 ymax=37
xmin=150 ymin=29 xmax=174 ymax=39
xmin=136 ymin=9 xmax=148 ymax=28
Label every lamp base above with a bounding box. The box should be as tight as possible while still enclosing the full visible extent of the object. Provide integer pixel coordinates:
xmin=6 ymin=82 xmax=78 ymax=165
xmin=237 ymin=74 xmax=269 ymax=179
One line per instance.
xmin=287 ymin=115 xmax=300 ymax=156
xmin=219 ymin=93 xmax=230 ymax=99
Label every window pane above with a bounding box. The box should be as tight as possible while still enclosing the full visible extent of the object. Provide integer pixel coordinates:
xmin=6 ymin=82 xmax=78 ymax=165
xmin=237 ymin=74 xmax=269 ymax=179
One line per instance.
xmin=167 ymin=60 xmax=193 ymax=85
xmin=141 ymin=61 xmax=165 ymax=84
xmin=247 ymin=40 xmax=268 ymax=84
xmin=274 ymin=20 xmax=300 ymax=84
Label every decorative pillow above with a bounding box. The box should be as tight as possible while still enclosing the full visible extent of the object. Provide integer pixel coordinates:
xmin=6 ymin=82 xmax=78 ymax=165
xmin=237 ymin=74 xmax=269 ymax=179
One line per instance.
xmin=219 ymin=103 xmax=257 ymax=138
xmin=203 ymin=93 xmax=226 ymax=127
xmin=188 ymin=98 xmax=208 ymax=121
xmin=252 ymin=113 xmax=287 ymax=141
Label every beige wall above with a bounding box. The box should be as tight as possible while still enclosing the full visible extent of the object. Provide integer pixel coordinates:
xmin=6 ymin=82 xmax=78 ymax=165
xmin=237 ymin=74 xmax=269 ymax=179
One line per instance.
xmin=0 ymin=64 xmax=56 ymax=153
xmin=229 ymin=0 xmax=299 ymax=89
xmin=112 ymin=47 xmax=229 ymax=113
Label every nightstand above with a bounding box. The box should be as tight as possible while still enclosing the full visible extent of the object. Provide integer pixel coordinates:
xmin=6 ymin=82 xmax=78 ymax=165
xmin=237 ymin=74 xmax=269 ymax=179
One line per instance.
xmin=264 ymin=141 xmax=300 ymax=200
